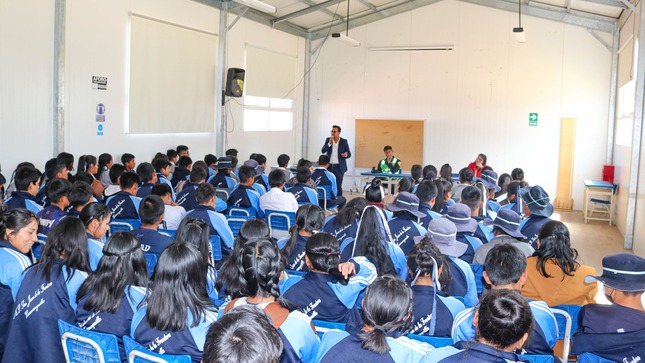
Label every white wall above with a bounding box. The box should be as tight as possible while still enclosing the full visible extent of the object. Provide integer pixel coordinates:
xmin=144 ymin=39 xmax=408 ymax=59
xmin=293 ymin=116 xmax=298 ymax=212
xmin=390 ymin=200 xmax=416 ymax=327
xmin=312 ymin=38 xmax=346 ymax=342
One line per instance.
xmin=308 ymin=0 xmax=612 ymax=209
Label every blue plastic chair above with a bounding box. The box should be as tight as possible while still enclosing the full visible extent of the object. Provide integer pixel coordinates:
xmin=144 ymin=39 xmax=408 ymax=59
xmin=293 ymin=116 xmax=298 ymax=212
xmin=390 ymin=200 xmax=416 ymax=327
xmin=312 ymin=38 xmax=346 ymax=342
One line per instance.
xmin=33 ymin=233 xmax=47 ymax=261
xmin=227 ymin=206 xmax=255 ymax=217
xmin=209 ymin=235 xmax=223 ymax=261
xmin=317 ymin=186 xmax=338 ymax=212
xmin=406 ymin=334 xmax=454 ymax=348
xmin=470 ymin=264 xmax=486 ymax=295
xmin=109 ymin=219 xmax=141 ymax=235
xmin=58 ymin=319 xmax=122 ymax=363
xmin=550 ymin=306 xmax=578 ymax=362
xmin=122 ymin=335 xmax=191 ymax=363
xmin=226 ymin=215 xmax=251 ymax=238
xmin=265 ymin=210 xmax=296 ymax=238
xmin=312 ymin=320 xmax=346 ymax=339
xmin=518 ymin=354 xmax=555 ymax=363
xmin=144 ymin=254 xmax=158 ymax=277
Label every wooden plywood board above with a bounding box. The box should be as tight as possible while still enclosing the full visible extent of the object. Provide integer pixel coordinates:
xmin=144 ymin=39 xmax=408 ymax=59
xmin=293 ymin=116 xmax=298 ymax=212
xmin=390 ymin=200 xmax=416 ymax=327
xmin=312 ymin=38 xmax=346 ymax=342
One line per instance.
xmin=555 ymin=118 xmax=576 ymax=211
xmin=354 ymin=119 xmax=424 ymax=169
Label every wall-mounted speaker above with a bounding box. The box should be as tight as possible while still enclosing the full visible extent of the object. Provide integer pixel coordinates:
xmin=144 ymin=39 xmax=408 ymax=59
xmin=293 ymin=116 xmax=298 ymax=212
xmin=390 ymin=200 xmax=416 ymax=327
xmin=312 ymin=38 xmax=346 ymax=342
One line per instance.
xmin=225 ymin=68 xmax=245 ymax=97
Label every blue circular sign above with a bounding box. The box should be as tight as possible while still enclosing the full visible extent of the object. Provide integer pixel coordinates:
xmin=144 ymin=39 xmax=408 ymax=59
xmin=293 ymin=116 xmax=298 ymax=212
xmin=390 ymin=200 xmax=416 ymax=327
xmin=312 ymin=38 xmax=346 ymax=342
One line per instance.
xmin=98 ymin=124 xmax=104 ymax=131
xmin=97 ymin=103 xmax=106 ymax=115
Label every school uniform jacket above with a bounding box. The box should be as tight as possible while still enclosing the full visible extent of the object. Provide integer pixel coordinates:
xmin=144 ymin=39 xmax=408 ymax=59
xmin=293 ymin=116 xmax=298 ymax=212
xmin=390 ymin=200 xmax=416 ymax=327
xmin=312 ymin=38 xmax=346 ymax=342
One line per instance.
xmin=312 ymin=168 xmax=339 ymax=199
xmin=36 ymin=205 xmax=67 ymax=236
xmin=186 ymin=205 xmax=235 ymax=250
xmin=520 ymin=215 xmax=552 ymax=248
xmin=87 ymin=233 xmax=105 ymax=271
xmin=35 ymin=185 xmax=49 ymax=207
xmin=4 ymin=191 xmax=43 ymax=214
xmin=340 ymin=238 xmax=409 ymax=281
xmin=131 ymin=306 xmax=218 ymax=363
xmin=316 ymin=327 xmax=431 ymax=363
xmin=0 ymin=239 xmax=32 ymax=358
xmin=571 ymin=327 xmax=645 ymax=361
xmin=176 ymin=182 xmax=200 ymax=212
xmin=446 ymin=257 xmax=478 ymax=308
xmin=3 ymin=261 xmax=88 ymax=363
xmin=322 ymin=215 xmax=359 ymax=244
xmin=422 ymin=341 xmax=524 ymax=363
xmin=207 ymin=171 xmax=237 ymax=191
xmin=255 ymin=174 xmax=271 ymax=193
xmin=409 ymin=285 xmax=465 ymax=338
xmin=131 ymin=228 xmax=173 ymax=257
xmin=76 ymin=285 xmax=147 ymax=362
xmin=157 ymin=173 xmax=176 ymax=201
xmin=136 ymin=183 xmax=155 ymax=198
xmin=281 ymin=257 xmax=377 ymax=324
xmin=454 ymin=233 xmax=478 ymax=264
xmin=288 ymin=183 xmax=319 ymax=205
xmin=278 ymin=234 xmax=310 ymax=272
xmin=106 ymin=191 xmax=142 ymax=220
xmin=170 ymin=167 xmax=190 ymax=188
xmin=387 ymin=215 xmax=427 ymax=256
xmin=418 ymin=203 xmax=441 ymax=230
xmin=227 ymin=184 xmax=263 ymax=218
xmin=451 ymin=299 xmax=558 ymax=356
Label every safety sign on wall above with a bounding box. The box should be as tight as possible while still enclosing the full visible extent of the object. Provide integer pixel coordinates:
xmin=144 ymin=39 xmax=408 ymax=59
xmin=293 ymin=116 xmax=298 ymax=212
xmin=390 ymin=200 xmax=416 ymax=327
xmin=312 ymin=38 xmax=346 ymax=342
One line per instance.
xmin=92 ymin=76 xmax=108 ymax=90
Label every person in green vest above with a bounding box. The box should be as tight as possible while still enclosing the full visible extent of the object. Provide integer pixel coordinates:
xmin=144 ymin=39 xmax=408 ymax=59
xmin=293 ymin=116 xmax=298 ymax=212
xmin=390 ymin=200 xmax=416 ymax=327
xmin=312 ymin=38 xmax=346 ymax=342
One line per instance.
xmin=378 ymin=145 xmax=401 ymax=174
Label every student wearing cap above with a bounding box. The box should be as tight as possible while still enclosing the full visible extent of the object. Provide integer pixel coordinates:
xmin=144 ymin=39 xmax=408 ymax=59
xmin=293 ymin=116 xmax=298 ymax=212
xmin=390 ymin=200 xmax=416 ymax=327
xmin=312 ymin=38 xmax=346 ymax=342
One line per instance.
xmin=421 ymin=218 xmax=478 ymax=307
xmin=451 ymin=167 xmax=475 ymax=204
xmin=475 ymin=169 xmax=501 ymax=211
xmin=444 ymin=203 xmax=482 ymax=264
xmin=472 ymin=209 xmax=534 ymax=265
xmin=572 ymin=253 xmax=645 ymax=360
xmin=312 ymin=155 xmax=346 ymax=210
xmin=250 ymin=153 xmax=271 ymax=193
xmin=207 ymin=157 xmax=238 ymax=191
xmin=386 ymin=192 xmax=427 ymax=255
xmin=242 ymin=159 xmax=267 ymax=196
xmin=452 ymin=244 xmax=558 ymax=357
xmin=416 ymin=181 xmax=441 ymax=229
xmin=519 ymin=185 xmax=554 ymax=248
xmin=227 ymin=165 xmax=263 ymax=218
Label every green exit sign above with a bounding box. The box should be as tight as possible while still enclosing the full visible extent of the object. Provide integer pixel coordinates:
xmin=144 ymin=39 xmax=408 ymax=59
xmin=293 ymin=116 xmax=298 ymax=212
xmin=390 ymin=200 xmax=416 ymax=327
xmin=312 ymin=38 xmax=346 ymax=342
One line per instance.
xmin=529 ymin=113 xmax=538 ymax=126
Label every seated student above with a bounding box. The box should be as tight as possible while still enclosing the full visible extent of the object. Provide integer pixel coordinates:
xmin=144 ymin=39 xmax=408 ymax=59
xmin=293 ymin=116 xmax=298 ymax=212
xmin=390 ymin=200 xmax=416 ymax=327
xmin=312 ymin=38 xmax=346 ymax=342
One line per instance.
xmin=77 ymin=154 xmax=104 ymax=198
xmin=104 ymin=164 xmax=126 ymax=198
xmin=386 ymin=192 xmax=427 ymax=255
xmin=278 ymin=204 xmax=324 ymax=271
xmin=452 ymin=244 xmax=558 ymax=356
xmin=287 ymin=167 xmax=318 ymax=206
xmin=4 ymin=165 xmax=43 ymax=213
xmin=407 ymin=240 xmax=466 ymax=337
xmin=440 ymin=163 xmax=453 ymax=182
xmin=227 ymin=165 xmax=263 ymax=218
xmin=106 ymin=171 xmax=142 ymax=220
xmin=171 ymin=155 xmax=192 ymax=188
xmin=227 ymin=156 xmax=240 ymax=184
xmin=340 ymin=206 xmax=407 ymax=280
xmin=153 ymin=156 xmax=175 ymax=202
xmin=167 ymin=149 xmax=179 ymax=175
xmin=219 ymin=238 xmax=320 ymax=362
xmin=36 ymin=178 xmax=71 ymax=235
xmin=519 ymin=185 xmax=554 ymax=248
xmin=473 ymin=209 xmax=533 ymax=265
xmin=4 ymin=218 xmax=91 ymax=363
xmin=420 ymin=219 xmax=477 ymax=307
xmin=131 ymin=243 xmax=218 ymax=362
xmin=173 ymin=218 xmax=218 ymax=302
xmin=131 ymin=195 xmax=173 ymax=257
xmin=444 ymin=203 xmax=482 ymax=264
xmin=207 ymin=156 xmax=237 ymax=191
xmin=422 ymin=164 xmax=438 ymax=182
xmin=496 ymin=173 xmax=512 ymax=200
xmin=511 ymin=167 xmax=525 ymax=181
xmin=451 ymin=167 xmax=475 ymax=204
xmin=397 ymin=177 xmax=414 ymax=194
xmin=322 ymin=197 xmax=369 ymax=243
xmin=97 ymin=153 xmax=114 ymax=188
xmin=121 ymin=153 xmax=136 ymax=172
xmin=204 ymin=305 xmax=283 ymax=363
xmin=572 ymin=254 xmax=645 ymax=361
xmin=424 ymin=289 xmax=533 ymax=363
xmin=56 ymin=152 xmax=76 ymax=183
xmin=3 ymin=162 xmax=35 ymax=200
xmin=411 ymin=164 xmax=423 ymax=184
xmin=0 ymin=172 xmax=5 ymax=204
xmin=476 ymin=169 xmax=501 ymax=203
xmin=135 ymin=162 xmax=157 ymax=198
xmin=186 ymin=183 xmax=234 ymax=251
xmin=312 ymin=155 xmax=347 ymax=209
xmin=377 ymin=145 xmax=402 ymax=174
xmin=277 ymin=153 xmax=292 ymax=182
xmin=75 ymin=232 xmax=149 ymax=361
xmin=250 ymin=153 xmax=270 ymax=193
xmin=204 ymin=154 xmax=217 ymax=178
xmin=81 ymin=202 xmax=111 ymax=271
xmin=151 ymin=184 xmax=186 ymax=230
xmin=430 ymin=179 xmax=449 ymax=215
xmin=36 ymin=160 xmax=68 ymax=206
xmin=177 ymin=166 xmax=226 ymax=213
xmin=260 ymin=170 xmax=298 ymax=215
xmin=363 ymin=179 xmax=392 ymax=219
xmin=287 ymin=159 xmax=317 ymax=189
xmin=316 ymin=275 xmax=431 ymax=363
xmin=282 ymin=233 xmax=377 ymax=324
xmin=177 ymin=144 xmax=190 ymax=158
xmin=460 ymin=185 xmax=493 ymax=243
xmin=504 ymin=180 xmax=529 ymax=213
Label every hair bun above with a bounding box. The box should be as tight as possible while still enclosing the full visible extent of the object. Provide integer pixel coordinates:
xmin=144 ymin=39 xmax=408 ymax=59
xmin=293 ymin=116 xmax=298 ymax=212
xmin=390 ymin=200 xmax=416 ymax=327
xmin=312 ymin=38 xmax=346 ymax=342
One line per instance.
xmin=371 ymin=179 xmax=382 ymax=188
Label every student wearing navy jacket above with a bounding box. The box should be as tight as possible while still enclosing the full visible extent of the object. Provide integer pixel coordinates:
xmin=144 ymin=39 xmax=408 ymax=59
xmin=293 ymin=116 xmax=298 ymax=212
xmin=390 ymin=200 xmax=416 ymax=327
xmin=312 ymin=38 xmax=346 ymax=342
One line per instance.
xmin=186 ymin=183 xmax=235 ymax=252
xmin=106 ymin=171 xmax=142 ymax=220
xmin=36 ymin=178 xmax=71 ymax=236
xmin=153 ymin=157 xmax=175 ymax=202
xmin=315 ymin=275 xmax=432 ymax=363
xmin=288 ymin=167 xmax=319 ymax=206
xmin=67 ymin=181 xmax=94 ymax=218
xmin=177 ymin=166 xmax=227 ymax=213
xmin=171 ymin=156 xmax=192 ymax=189
xmin=407 ymin=241 xmax=465 ymax=337
xmin=250 ymin=153 xmax=271 ymax=193
xmin=425 ymin=289 xmax=533 ymax=362
xmin=4 ymin=165 xmax=43 ymax=214
xmin=385 ymin=192 xmax=427 ymax=255
xmin=322 ymin=197 xmax=369 ymax=243
xmin=0 ymin=209 xmax=38 ymax=359
xmin=135 ymin=162 xmax=158 ymax=198
xmin=36 ymin=161 xmax=68 ymax=207
xmin=519 ymin=185 xmax=554 ymax=248
xmin=278 ymin=204 xmax=325 ymax=272
xmin=321 ymin=125 xmax=351 ymax=197
xmin=130 ymin=195 xmax=173 ymax=257
xmin=460 ymin=186 xmax=494 ymax=243
xmin=81 ymin=203 xmax=111 ymax=271
xmin=451 ymin=244 xmax=558 ymax=356
xmin=282 ymin=233 xmax=377 ymax=324
xmin=76 ymin=232 xmax=149 ymax=362
xmin=312 ymin=155 xmax=346 ymax=209
xmin=416 ymin=182 xmax=441 ymax=229
xmin=443 ymin=203 xmax=481 ymax=264
xmin=130 ymin=242 xmax=218 ymax=363
xmin=207 ymin=157 xmax=237 ymax=191
xmin=219 ymin=238 xmax=320 ymax=363
xmin=3 ymin=218 xmax=91 ymax=363
xmin=227 ymin=165 xmax=263 ymax=218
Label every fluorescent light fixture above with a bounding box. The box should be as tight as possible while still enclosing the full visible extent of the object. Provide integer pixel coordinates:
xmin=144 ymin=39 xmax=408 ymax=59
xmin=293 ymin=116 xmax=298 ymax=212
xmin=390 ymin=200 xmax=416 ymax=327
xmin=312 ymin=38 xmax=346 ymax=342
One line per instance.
xmin=368 ymin=45 xmax=454 ymax=51
xmin=235 ymin=0 xmax=276 ymax=13
xmin=513 ymin=27 xmax=526 ymax=43
xmin=331 ymin=33 xmax=361 ymax=47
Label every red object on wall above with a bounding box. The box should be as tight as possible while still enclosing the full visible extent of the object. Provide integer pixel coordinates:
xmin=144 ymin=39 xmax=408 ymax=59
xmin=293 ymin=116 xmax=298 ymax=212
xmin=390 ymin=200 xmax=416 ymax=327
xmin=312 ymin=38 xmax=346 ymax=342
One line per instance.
xmin=603 ymin=165 xmax=615 ymax=184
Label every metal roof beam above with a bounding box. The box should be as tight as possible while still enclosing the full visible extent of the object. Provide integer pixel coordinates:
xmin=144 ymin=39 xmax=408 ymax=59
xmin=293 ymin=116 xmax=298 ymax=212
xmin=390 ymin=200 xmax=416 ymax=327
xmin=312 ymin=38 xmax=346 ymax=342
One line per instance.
xmin=273 ymin=0 xmax=341 ymax=24
xmin=578 ymin=0 xmax=626 ymax=8
xmin=296 ymin=0 xmax=345 ymax=23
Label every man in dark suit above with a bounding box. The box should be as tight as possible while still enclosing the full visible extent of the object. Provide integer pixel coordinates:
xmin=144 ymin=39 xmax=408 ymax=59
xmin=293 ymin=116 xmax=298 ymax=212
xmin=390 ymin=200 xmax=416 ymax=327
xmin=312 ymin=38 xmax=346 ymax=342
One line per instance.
xmin=321 ymin=125 xmax=351 ymax=196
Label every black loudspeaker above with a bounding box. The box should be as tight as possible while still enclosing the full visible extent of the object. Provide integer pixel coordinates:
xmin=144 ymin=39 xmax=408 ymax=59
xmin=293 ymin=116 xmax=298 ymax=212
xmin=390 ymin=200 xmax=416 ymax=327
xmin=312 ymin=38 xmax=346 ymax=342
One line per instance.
xmin=225 ymin=68 xmax=245 ymax=97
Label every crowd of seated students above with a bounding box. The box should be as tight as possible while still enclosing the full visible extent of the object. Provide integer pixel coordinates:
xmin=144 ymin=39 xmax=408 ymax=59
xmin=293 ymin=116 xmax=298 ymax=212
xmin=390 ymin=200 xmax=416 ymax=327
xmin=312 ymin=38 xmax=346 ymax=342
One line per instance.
xmin=0 ymin=149 xmax=642 ymax=363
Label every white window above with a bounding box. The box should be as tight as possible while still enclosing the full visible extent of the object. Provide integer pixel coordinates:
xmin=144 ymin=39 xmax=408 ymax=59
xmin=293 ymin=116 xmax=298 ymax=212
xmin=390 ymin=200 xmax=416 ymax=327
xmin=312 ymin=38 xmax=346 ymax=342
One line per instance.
xmin=243 ymin=96 xmax=293 ymax=132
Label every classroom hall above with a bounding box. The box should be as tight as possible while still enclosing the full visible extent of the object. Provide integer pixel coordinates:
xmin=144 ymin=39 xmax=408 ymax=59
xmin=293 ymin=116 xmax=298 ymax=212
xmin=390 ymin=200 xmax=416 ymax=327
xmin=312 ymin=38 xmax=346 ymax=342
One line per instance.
xmin=0 ymin=0 xmax=644 ymax=261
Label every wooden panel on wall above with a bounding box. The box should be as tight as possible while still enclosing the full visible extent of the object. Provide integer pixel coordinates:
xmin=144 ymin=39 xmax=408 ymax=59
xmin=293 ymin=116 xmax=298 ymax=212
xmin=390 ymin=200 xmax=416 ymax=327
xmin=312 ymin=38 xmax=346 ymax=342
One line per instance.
xmin=355 ymin=119 xmax=424 ymax=169
xmin=555 ymin=118 xmax=576 ymax=210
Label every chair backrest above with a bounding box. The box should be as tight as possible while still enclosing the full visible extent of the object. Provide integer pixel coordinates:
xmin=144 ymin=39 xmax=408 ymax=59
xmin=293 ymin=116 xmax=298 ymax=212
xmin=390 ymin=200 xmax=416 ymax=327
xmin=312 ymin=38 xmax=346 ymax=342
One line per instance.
xmin=58 ymin=319 xmax=122 ymax=363
xmin=122 ymin=335 xmax=191 ymax=363
xmin=518 ymin=354 xmax=555 ymax=363
xmin=209 ymin=235 xmax=223 ymax=261
xmin=576 ymin=353 xmax=616 ymax=363
xmin=215 ymin=189 xmax=229 ymax=201
xmin=157 ymin=229 xmax=176 ymax=238
xmin=406 ymin=334 xmax=454 ymax=348
xmin=33 ymin=233 xmax=48 ymax=260
xmin=469 ymin=264 xmax=486 ymax=295
xmin=312 ymin=320 xmax=347 ymax=339
xmin=109 ymin=219 xmax=142 ymax=235
xmin=226 ymin=216 xmax=251 ymax=238
xmin=265 ymin=210 xmax=295 ymax=238
xmin=317 ymin=186 xmax=330 ymax=209
xmin=227 ymin=206 xmax=254 ymax=217
xmin=144 ymin=254 xmax=158 ymax=277
xmin=550 ymin=307 xmax=573 ymax=362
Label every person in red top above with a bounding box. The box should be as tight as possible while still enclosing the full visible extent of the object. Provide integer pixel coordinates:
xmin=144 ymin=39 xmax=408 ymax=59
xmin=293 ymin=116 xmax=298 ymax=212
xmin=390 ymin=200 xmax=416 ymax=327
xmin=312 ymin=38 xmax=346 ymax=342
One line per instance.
xmin=467 ymin=153 xmax=487 ymax=178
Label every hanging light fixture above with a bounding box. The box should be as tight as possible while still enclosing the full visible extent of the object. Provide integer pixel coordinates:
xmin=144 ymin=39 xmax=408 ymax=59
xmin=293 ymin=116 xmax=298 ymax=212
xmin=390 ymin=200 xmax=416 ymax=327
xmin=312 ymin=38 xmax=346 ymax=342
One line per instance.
xmin=513 ymin=0 xmax=526 ymax=43
xmin=331 ymin=0 xmax=360 ymax=47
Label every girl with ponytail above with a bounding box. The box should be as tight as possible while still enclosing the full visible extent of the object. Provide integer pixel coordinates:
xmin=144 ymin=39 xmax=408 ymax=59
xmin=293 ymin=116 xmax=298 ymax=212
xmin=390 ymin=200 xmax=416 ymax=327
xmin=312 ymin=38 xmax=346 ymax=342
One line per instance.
xmin=278 ymin=204 xmax=324 ymax=271
xmin=282 ymin=232 xmax=377 ymax=324
xmin=97 ymin=153 xmax=114 ymax=188
xmin=315 ymin=275 xmax=431 ymax=362
xmin=219 ymin=237 xmax=320 ymax=363
xmin=77 ymin=154 xmax=104 ymax=198
xmin=322 ymin=197 xmax=369 ymax=243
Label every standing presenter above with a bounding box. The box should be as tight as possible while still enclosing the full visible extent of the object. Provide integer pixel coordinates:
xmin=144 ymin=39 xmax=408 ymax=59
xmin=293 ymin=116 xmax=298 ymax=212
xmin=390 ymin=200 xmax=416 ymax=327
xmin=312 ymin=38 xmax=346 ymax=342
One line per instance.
xmin=322 ymin=125 xmax=351 ymax=196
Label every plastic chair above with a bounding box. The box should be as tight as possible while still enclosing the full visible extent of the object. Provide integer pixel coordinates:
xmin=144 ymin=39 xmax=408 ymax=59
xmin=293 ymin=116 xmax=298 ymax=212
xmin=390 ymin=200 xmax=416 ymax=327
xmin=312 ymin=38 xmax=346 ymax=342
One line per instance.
xmin=227 ymin=206 xmax=255 ymax=217
xmin=265 ymin=210 xmax=296 ymax=238
xmin=317 ymin=186 xmax=338 ymax=212
xmin=58 ymin=319 xmax=122 ymax=363
xmin=144 ymin=254 xmax=158 ymax=277
xmin=550 ymin=307 xmax=574 ymax=362
xmin=312 ymin=320 xmax=346 ymax=339
xmin=109 ymin=219 xmax=141 ymax=235
xmin=406 ymin=334 xmax=454 ymax=348
xmin=33 ymin=233 xmax=47 ymax=261
xmin=215 ymin=189 xmax=229 ymax=202
xmin=226 ymin=215 xmax=251 ymax=238
xmin=518 ymin=354 xmax=555 ymax=363
xmin=122 ymin=335 xmax=191 ymax=363
xmin=576 ymin=353 xmax=616 ymax=363
xmin=209 ymin=235 xmax=223 ymax=261
xmin=469 ymin=264 xmax=486 ymax=295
